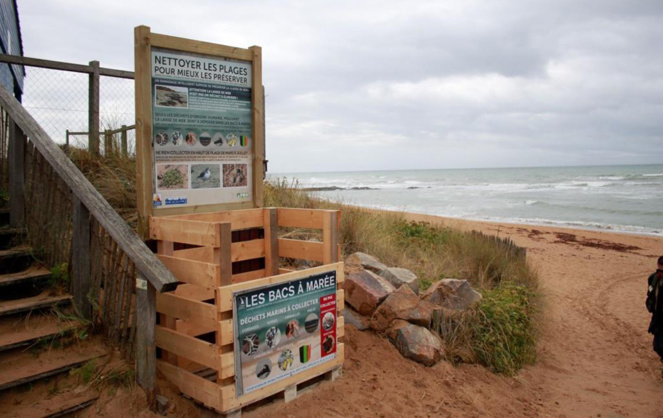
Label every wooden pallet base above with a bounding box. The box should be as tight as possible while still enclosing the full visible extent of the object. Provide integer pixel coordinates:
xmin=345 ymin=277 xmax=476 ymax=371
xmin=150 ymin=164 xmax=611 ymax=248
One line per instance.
xmin=184 ymin=365 xmax=343 ymax=417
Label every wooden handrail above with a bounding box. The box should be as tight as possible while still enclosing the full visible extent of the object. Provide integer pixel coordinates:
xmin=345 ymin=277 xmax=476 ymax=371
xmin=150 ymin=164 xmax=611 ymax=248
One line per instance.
xmin=0 ymin=85 xmax=177 ymax=292
xmin=0 ymin=53 xmax=134 ymax=79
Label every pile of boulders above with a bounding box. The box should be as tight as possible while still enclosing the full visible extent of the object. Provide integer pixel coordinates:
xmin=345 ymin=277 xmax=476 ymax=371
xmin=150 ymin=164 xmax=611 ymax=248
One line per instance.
xmin=343 ymin=252 xmax=482 ymax=367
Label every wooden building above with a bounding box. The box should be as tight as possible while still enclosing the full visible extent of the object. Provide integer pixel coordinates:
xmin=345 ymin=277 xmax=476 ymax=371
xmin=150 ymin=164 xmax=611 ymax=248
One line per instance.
xmin=0 ymin=0 xmax=24 ymax=101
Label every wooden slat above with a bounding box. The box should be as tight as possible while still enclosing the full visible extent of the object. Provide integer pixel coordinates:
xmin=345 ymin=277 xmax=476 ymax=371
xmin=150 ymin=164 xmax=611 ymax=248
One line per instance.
xmin=156 ymin=293 xmax=217 ymax=329
xmin=231 ymin=239 xmax=264 ymax=262
xmin=149 ymin=32 xmax=254 ymax=62
xmin=278 ymin=268 xmax=295 ymax=275
xmin=153 ymin=201 xmax=255 ymax=217
xmin=337 ymin=289 xmax=345 ymax=311
xmin=232 ymin=269 xmax=265 ymax=283
xmin=156 ymin=326 xmax=222 ymax=372
xmin=337 ymin=269 xmax=345 ymax=284
xmin=277 ymin=208 xmax=329 ymax=229
xmin=263 ymin=208 xmax=279 ymax=276
xmin=216 ymin=223 xmax=233 ymax=286
xmin=216 ymin=263 xmax=343 ymax=312
xmin=218 ymin=319 xmax=234 ymax=346
xmin=150 ymin=217 xmax=221 ymax=247
xmin=323 ymin=211 xmax=339 ymax=264
xmin=157 ymin=254 xmax=219 ymax=288
xmin=173 ymin=246 xmax=213 ymax=263
xmin=135 ymin=24 xmax=154 ymax=238
xmin=250 ymin=47 xmax=264 ymax=208
xmin=170 ymin=208 xmax=265 ymax=230
xmin=175 ymin=284 xmax=214 ymax=301
xmin=278 ymin=238 xmax=324 ymax=262
xmin=157 ymin=360 xmax=223 ymax=411
xmin=175 ymin=318 xmax=214 ymax=337
xmin=337 ymin=316 xmax=345 ymax=339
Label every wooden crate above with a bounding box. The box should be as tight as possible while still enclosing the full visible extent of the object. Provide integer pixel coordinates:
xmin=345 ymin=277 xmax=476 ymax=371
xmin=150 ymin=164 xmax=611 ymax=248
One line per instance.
xmin=149 ymin=208 xmax=344 ymax=415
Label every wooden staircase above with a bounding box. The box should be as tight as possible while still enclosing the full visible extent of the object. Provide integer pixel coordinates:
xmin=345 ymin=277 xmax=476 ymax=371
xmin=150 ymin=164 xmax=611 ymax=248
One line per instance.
xmin=0 ymin=216 xmax=107 ymax=416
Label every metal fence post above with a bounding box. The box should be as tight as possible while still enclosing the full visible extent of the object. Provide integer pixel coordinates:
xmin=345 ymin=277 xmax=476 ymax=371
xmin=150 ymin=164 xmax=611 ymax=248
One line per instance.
xmin=8 ymin=119 xmax=25 ymax=228
xmin=88 ymin=60 xmax=100 ymax=155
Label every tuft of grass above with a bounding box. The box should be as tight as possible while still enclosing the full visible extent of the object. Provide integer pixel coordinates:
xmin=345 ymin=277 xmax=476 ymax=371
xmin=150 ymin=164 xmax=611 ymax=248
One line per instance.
xmin=105 ymin=368 xmax=135 ymax=388
xmin=49 ymin=262 xmax=70 ymax=289
xmin=470 ymin=282 xmax=537 ymax=375
xmin=70 ymin=359 xmax=98 ymax=384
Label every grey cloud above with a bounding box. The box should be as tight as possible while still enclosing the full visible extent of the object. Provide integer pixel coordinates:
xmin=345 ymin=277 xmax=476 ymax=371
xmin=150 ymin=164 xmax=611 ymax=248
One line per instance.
xmin=17 ymin=0 xmax=663 ymax=172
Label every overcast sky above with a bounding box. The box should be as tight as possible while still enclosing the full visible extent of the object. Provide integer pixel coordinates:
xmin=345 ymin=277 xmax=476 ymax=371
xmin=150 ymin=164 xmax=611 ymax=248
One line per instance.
xmin=18 ymin=0 xmax=663 ymax=173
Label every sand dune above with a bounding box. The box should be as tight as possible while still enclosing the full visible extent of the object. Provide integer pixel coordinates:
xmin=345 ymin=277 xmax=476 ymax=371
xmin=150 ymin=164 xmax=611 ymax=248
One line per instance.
xmin=246 ymin=215 xmax=663 ymax=417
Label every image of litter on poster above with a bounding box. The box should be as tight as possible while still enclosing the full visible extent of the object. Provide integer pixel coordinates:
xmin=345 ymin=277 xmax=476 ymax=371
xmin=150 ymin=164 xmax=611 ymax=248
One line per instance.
xmin=233 ymin=271 xmax=338 ymax=396
xmin=150 ymin=48 xmax=253 ymax=209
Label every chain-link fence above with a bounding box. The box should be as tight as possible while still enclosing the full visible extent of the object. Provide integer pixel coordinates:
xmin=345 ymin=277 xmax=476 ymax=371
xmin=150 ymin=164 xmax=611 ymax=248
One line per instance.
xmin=5 ymin=56 xmax=136 ymax=156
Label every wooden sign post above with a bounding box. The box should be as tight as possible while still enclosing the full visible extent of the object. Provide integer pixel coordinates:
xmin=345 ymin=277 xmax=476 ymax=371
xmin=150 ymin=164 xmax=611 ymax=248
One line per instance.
xmin=134 ymin=26 xmax=264 ymax=237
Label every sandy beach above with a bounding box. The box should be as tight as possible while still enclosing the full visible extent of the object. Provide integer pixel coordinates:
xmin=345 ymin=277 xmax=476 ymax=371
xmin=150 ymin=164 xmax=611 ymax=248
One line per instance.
xmin=245 ymin=214 xmax=663 ymax=417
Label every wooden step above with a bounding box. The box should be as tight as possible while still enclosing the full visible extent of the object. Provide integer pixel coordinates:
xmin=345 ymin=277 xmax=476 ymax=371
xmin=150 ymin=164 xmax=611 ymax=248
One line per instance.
xmin=0 ymin=313 xmax=77 ymax=352
xmin=0 ymin=248 xmax=33 ymax=275
xmin=0 ymin=209 xmax=9 ymax=228
xmin=0 ymin=228 xmax=25 ymax=251
xmin=0 ymin=343 xmax=107 ymax=391
xmin=4 ymin=388 xmax=99 ymax=418
xmin=0 ymin=267 xmax=51 ymax=287
xmin=0 ymin=292 xmax=71 ymax=317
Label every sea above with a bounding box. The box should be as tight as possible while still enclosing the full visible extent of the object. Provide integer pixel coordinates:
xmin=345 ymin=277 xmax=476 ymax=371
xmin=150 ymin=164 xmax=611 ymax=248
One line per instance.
xmin=268 ymin=164 xmax=663 ymax=237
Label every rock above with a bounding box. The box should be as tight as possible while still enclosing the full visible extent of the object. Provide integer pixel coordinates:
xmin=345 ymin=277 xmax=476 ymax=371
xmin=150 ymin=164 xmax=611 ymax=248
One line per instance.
xmin=344 ymin=270 xmax=396 ymax=316
xmin=390 ymin=322 xmax=443 ymax=366
xmin=345 ymin=252 xmax=388 ymax=274
xmin=386 ymin=319 xmax=409 ymax=341
xmin=379 ymin=267 xmax=420 ymax=294
xmin=342 ymin=307 xmax=371 ymax=331
xmin=371 ymin=285 xmax=434 ymax=331
xmin=421 ymin=279 xmax=482 ymax=310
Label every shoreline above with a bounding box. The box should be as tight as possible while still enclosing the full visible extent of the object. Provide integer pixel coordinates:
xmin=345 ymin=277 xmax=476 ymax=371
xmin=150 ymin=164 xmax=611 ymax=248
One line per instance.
xmin=340 ymin=202 xmax=663 ymax=239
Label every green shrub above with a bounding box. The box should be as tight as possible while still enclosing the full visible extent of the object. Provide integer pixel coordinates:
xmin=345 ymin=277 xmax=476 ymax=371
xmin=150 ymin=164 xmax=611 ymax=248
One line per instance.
xmin=470 ymin=282 xmax=537 ymax=375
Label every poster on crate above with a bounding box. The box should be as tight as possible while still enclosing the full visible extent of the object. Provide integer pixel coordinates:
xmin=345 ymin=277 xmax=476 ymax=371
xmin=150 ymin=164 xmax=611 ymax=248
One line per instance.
xmin=233 ymin=270 xmax=338 ymax=396
xmin=150 ymin=48 xmax=253 ymax=209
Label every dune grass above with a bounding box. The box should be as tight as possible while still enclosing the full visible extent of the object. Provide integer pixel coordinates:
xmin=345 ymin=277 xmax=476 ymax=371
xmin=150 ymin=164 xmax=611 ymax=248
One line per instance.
xmin=67 ymin=147 xmax=139 ymax=227
xmin=266 ymin=177 xmax=540 ymax=375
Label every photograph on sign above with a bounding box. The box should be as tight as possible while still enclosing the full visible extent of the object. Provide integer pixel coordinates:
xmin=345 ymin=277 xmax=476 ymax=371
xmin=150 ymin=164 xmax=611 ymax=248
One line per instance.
xmin=150 ymin=48 xmax=253 ymax=209
xmin=233 ymin=271 xmax=338 ymax=396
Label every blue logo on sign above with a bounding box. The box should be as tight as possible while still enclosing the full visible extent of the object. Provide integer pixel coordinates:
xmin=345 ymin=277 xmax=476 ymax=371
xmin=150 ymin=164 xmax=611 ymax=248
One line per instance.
xmin=165 ymin=197 xmax=187 ymax=205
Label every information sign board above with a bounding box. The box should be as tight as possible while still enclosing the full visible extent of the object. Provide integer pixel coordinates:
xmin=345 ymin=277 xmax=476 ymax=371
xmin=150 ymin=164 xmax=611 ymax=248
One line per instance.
xmin=233 ymin=270 xmax=338 ymax=396
xmin=134 ymin=26 xmax=264 ymax=236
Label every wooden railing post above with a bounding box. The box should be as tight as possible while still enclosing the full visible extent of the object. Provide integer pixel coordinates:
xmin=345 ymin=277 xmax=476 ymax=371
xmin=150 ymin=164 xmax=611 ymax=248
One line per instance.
xmin=121 ymin=125 xmax=128 ymax=158
xmin=72 ymin=195 xmax=92 ymax=319
xmin=88 ymin=60 xmax=100 ymax=155
xmin=136 ymin=276 xmax=157 ymax=410
xmin=8 ymin=119 xmax=25 ymax=228
xmin=323 ymin=211 xmax=339 ymax=264
xmin=263 ymin=208 xmax=279 ymax=276
xmin=104 ymin=129 xmax=112 ymax=156
xmin=215 ymin=223 xmax=233 ymax=286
